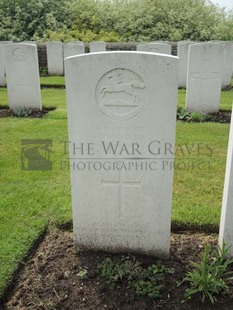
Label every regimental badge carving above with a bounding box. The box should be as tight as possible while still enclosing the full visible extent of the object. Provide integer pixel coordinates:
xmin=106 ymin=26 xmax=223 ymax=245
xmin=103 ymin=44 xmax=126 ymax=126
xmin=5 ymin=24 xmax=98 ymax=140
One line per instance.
xmin=147 ymin=47 xmax=160 ymax=53
xmin=96 ymin=68 xmax=146 ymax=121
xmin=12 ymin=48 xmax=27 ymax=61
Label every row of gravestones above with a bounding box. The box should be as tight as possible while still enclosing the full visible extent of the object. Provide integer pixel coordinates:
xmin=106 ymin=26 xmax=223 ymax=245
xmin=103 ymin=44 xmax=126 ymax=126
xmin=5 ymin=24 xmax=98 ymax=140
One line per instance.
xmin=2 ymin=40 xmax=233 ymax=87
xmin=44 ymin=41 xmax=233 ymax=94
xmin=0 ymin=41 xmax=107 ymax=86
xmin=46 ymin=41 xmax=106 ymax=75
xmin=51 ymin=40 xmax=233 ymax=114
xmin=138 ymin=41 xmax=233 ymax=113
xmin=1 ymin=40 xmax=233 ymax=114
xmin=0 ymin=40 xmax=233 ymax=257
xmin=0 ymin=41 xmax=106 ymax=110
xmin=178 ymin=42 xmax=233 ymax=114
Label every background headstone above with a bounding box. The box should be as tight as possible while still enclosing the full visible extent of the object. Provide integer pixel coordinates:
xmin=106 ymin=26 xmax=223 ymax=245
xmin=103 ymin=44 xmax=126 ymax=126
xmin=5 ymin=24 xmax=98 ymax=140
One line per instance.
xmin=0 ymin=41 xmax=12 ymax=87
xmin=177 ymin=41 xmax=192 ymax=88
xmin=185 ymin=43 xmax=223 ymax=113
xmin=64 ymin=42 xmax=85 ymax=59
xmin=221 ymin=42 xmax=233 ymax=89
xmin=89 ymin=41 xmax=106 ymax=52
xmin=5 ymin=43 xmax=42 ymax=110
xmin=65 ymin=51 xmax=178 ymax=258
xmin=137 ymin=43 xmax=171 ymax=55
xmin=0 ymin=45 xmax=5 ymax=87
xmin=219 ymin=111 xmax=233 ymax=257
xmin=46 ymin=41 xmax=64 ymax=75
xmin=230 ymin=40 xmax=233 ymax=77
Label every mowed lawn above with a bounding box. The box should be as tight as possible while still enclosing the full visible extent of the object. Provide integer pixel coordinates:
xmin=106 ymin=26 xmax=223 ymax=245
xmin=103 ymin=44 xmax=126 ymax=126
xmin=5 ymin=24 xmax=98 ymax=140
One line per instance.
xmin=0 ymin=81 xmax=232 ymax=298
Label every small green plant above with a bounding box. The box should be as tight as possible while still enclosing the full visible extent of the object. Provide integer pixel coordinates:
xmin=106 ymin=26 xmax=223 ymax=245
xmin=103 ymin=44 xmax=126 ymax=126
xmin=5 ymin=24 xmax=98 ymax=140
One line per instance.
xmin=177 ymin=107 xmax=191 ymax=121
xmin=98 ymin=256 xmax=174 ymax=299
xmin=12 ymin=107 xmax=33 ymax=117
xmin=76 ymin=269 xmax=88 ymax=279
xmin=177 ymin=107 xmax=214 ymax=122
xmin=39 ymin=66 xmax=48 ymax=75
xmin=184 ymin=243 xmax=233 ymax=304
xmin=190 ymin=112 xmax=212 ymax=122
xmin=129 ymin=279 xmax=161 ymax=299
xmin=98 ymin=256 xmax=138 ymax=287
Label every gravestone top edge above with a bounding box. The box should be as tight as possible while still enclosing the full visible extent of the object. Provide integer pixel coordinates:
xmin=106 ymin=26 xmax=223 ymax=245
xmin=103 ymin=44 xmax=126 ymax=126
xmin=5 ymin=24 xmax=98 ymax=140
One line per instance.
xmin=64 ymin=50 xmax=179 ymax=63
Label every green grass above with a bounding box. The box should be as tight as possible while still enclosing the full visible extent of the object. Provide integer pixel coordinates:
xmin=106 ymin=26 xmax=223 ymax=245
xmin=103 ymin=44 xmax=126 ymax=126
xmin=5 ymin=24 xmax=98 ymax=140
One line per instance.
xmin=173 ymin=122 xmax=229 ymax=227
xmin=0 ymin=81 xmax=232 ymax=299
xmin=0 ymin=117 xmax=71 ymax=297
xmin=41 ymin=88 xmax=67 ymax=119
xmin=0 ymin=88 xmax=8 ymax=106
xmin=178 ymin=88 xmax=232 ymax=111
xmin=40 ymin=76 xmax=65 ymax=86
xmin=41 ymin=88 xmax=66 ymax=109
xmin=0 ymin=87 xmax=68 ymax=119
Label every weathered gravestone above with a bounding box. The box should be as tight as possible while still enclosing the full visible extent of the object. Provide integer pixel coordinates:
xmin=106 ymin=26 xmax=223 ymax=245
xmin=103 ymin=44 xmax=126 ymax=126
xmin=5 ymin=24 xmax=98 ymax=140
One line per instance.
xmin=137 ymin=43 xmax=171 ymax=55
xmin=186 ymin=43 xmax=223 ymax=113
xmin=219 ymin=111 xmax=233 ymax=257
xmin=232 ymin=42 xmax=233 ymax=77
xmin=221 ymin=42 xmax=233 ymax=89
xmin=0 ymin=45 xmax=5 ymax=87
xmin=5 ymin=43 xmax=42 ymax=110
xmin=64 ymin=42 xmax=85 ymax=59
xmin=46 ymin=41 xmax=64 ymax=75
xmin=209 ymin=40 xmax=233 ymax=89
xmin=89 ymin=41 xmax=106 ymax=52
xmin=177 ymin=41 xmax=192 ymax=88
xmin=65 ymin=51 xmax=178 ymax=257
xmin=0 ymin=41 xmax=12 ymax=86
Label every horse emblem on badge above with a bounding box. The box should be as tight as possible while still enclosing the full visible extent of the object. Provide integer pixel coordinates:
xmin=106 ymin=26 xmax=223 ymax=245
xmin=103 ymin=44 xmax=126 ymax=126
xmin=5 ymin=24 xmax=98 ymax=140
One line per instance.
xmin=96 ymin=68 xmax=146 ymax=121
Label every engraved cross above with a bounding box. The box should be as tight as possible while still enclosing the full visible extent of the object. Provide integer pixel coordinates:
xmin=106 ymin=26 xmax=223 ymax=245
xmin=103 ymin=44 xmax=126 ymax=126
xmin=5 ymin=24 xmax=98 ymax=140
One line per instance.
xmin=16 ymin=75 xmax=28 ymax=87
xmin=102 ymin=171 xmax=141 ymax=219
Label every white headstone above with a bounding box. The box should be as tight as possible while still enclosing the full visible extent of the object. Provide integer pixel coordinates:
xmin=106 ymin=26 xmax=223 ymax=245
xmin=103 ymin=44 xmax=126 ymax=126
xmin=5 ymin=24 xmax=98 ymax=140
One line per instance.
xmin=65 ymin=51 xmax=178 ymax=258
xmin=0 ymin=45 xmax=5 ymax=87
xmin=232 ymin=60 xmax=233 ymax=78
xmin=231 ymin=41 xmax=233 ymax=77
xmin=219 ymin=111 xmax=233 ymax=257
xmin=185 ymin=43 xmax=223 ymax=113
xmin=0 ymin=41 xmax=12 ymax=86
xmin=46 ymin=41 xmax=64 ymax=75
xmin=177 ymin=42 xmax=192 ymax=88
xmin=137 ymin=43 xmax=171 ymax=55
xmin=89 ymin=41 xmax=106 ymax=53
xmin=221 ymin=42 xmax=233 ymax=89
xmin=64 ymin=42 xmax=85 ymax=59
xmin=5 ymin=43 xmax=42 ymax=110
